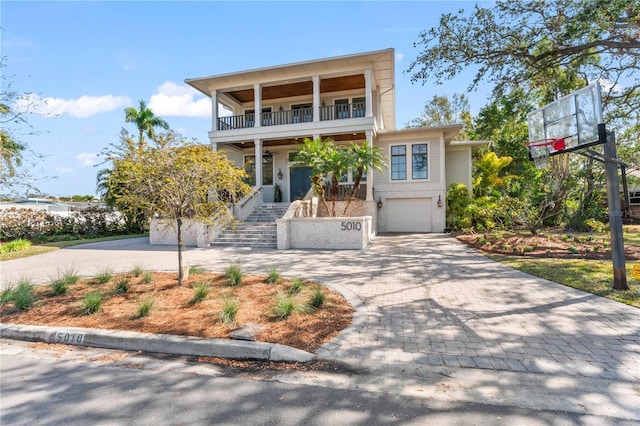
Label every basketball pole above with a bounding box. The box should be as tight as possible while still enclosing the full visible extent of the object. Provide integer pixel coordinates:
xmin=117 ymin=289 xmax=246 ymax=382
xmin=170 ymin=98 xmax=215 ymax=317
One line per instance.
xmin=599 ymin=123 xmax=628 ymax=290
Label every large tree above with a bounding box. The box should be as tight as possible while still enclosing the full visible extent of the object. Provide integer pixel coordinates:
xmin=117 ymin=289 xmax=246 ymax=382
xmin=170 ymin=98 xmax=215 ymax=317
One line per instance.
xmin=407 ymin=0 xmax=640 ymax=121
xmin=406 ymin=93 xmax=471 ymax=129
xmin=124 ymin=99 xmax=170 ymax=147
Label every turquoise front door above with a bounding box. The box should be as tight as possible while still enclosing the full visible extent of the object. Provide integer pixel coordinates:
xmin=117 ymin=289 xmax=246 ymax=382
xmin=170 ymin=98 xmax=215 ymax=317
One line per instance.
xmin=289 ymin=167 xmax=312 ymax=201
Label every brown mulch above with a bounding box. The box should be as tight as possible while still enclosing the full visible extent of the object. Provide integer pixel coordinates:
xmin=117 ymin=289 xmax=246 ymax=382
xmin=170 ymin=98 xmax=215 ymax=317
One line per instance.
xmin=456 ymin=232 xmax=640 ymax=260
xmin=1 ymin=272 xmax=353 ymax=354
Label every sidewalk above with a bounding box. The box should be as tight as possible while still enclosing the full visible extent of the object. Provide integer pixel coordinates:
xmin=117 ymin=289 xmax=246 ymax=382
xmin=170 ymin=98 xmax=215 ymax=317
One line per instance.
xmin=2 ymin=234 xmax=639 ymax=418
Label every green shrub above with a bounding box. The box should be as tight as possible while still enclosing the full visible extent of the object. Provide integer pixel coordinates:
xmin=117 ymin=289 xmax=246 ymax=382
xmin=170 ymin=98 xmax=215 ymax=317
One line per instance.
xmin=0 ymin=239 xmax=32 ymax=254
xmin=288 ymin=277 xmax=305 ymax=295
xmin=265 ymin=266 xmax=280 ymax=284
xmin=135 ymin=297 xmax=154 ymax=318
xmin=112 ymin=276 xmax=129 ymax=295
xmin=224 ymin=263 xmax=243 ymax=287
xmin=0 ymin=285 xmax=14 ymax=306
xmin=131 ymin=265 xmax=144 ymax=277
xmin=95 ymin=268 xmax=113 ymax=284
xmin=309 ymin=287 xmax=326 ymax=308
xmin=218 ymin=295 xmax=240 ymax=324
xmin=189 ymin=265 xmax=206 ymax=275
xmin=568 ymin=246 xmax=580 ymax=254
xmin=51 ymin=278 xmax=69 ymax=296
xmin=142 ymin=271 xmax=153 ymax=284
xmin=190 ymin=281 xmax=210 ymax=304
xmin=270 ymin=291 xmax=313 ymax=320
xmin=13 ymin=280 xmax=35 ymax=311
xmin=82 ymin=291 xmax=103 ymax=315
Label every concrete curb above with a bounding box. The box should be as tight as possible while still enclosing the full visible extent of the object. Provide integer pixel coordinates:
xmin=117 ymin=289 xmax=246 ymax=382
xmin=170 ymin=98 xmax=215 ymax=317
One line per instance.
xmin=0 ymin=324 xmax=314 ymax=363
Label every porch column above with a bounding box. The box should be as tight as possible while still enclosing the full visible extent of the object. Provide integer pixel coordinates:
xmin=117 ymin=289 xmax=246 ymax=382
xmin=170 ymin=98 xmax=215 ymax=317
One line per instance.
xmin=254 ymin=83 xmax=262 ymax=128
xmin=364 ymin=68 xmax=373 ymax=118
xmin=312 ymin=75 xmax=320 ymax=122
xmin=211 ymin=89 xmax=218 ymax=131
xmin=211 ymin=142 xmax=218 ymax=152
xmin=366 ymin=129 xmax=374 ymax=201
xmin=254 ymin=139 xmax=263 ymax=188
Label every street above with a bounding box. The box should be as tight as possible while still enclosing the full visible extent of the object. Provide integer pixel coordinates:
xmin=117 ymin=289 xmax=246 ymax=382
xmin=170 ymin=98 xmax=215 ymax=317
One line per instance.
xmin=1 ymin=339 xmax=630 ymax=425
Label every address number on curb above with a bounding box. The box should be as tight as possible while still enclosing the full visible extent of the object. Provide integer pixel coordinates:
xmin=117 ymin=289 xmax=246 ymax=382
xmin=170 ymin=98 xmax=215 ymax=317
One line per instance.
xmin=341 ymin=222 xmax=362 ymax=231
xmin=55 ymin=331 xmax=86 ymax=345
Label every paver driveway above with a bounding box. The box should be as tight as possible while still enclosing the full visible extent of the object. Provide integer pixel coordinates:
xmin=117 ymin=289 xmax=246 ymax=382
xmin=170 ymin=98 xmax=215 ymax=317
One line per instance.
xmin=2 ymin=234 xmax=638 ymax=381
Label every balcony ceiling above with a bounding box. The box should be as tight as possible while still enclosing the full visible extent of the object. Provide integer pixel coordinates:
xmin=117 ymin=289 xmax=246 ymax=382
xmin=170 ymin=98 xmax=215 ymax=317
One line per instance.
xmin=229 ymin=132 xmax=367 ymax=149
xmin=226 ymin=75 xmax=366 ymax=104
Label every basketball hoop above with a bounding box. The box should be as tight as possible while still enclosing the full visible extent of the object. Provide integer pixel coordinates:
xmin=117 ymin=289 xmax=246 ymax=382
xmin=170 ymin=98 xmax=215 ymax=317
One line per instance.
xmin=526 ymin=138 xmax=566 ymax=169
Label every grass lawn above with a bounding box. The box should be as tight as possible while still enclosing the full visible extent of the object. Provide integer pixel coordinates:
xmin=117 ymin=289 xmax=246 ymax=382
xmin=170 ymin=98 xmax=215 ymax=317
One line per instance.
xmin=0 ymin=234 xmax=146 ymax=262
xmin=487 ymin=254 xmax=640 ymax=308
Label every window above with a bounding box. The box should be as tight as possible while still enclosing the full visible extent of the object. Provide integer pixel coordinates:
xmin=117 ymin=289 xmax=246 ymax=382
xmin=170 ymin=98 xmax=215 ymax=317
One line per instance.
xmin=630 ymin=191 xmax=640 ymax=205
xmin=292 ymin=104 xmax=312 ymax=123
xmin=391 ymin=145 xmax=406 ymax=180
xmin=412 ymin=144 xmax=428 ymax=179
xmin=245 ymin=108 xmax=271 ymax=127
xmin=352 ymin=97 xmax=365 ymax=117
xmin=335 ymin=99 xmax=349 ymax=119
xmin=244 ymin=154 xmax=273 ymax=186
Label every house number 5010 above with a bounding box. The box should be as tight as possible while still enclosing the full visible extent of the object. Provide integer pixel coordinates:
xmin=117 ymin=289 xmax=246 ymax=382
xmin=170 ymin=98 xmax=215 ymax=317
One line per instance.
xmin=340 ymin=222 xmax=361 ymax=231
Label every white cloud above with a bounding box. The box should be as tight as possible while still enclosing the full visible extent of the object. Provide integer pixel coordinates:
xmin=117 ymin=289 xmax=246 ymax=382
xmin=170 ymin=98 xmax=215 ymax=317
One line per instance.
xmin=14 ymin=94 xmax=131 ymax=118
xmin=395 ymin=53 xmax=404 ymax=63
xmin=55 ymin=167 xmax=74 ymax=174
xmin=148 ymin=81 xmax=211 ymax=118
xmin=75 ymin=153 xmax=98 ymax=167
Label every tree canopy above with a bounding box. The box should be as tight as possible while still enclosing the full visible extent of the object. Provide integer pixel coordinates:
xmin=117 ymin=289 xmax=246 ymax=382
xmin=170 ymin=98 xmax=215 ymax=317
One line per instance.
xmin=407 ymin=0 xmax=640 ymax=120
xmin=124 ymin=99 xmax=170 ymax=146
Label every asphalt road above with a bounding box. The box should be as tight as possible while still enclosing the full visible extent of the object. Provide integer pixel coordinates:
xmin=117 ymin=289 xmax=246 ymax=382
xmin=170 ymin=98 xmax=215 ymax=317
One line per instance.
xmin=1 ymin=340 xmax=632 ymax=426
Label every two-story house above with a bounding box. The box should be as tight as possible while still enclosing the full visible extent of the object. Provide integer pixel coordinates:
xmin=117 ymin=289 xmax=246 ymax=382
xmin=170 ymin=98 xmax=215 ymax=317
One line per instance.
xmin=175 ymin=48 xmax=479 ymax=247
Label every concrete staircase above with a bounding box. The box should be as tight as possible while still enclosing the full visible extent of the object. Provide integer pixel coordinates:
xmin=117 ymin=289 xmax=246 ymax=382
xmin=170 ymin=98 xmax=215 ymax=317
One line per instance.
xmin=211 ymin=203 xmax=289 ymax=249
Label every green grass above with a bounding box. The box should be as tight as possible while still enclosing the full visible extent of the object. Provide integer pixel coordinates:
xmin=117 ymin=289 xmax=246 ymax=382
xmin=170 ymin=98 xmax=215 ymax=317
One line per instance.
xmin=135 ymin=297 xmax=154 ymax=318
xmin=218 ymin=295 xmax=240 ymax=324
xmin=309 ymin=287 xmax=326 ymax=308
xmin=190 ymin=281 xmax=210 ymax=304
xmin=0 ymin=285 xmax=15 ymax=306
xmin=112 ymin=276 xmax=130 ymax=295
xmin=82 ymin=291 xmax=103 ymax=315
xmin=264 ymin=266 xmax=281 ymax=284
xmin=131 ymin=265 xmax=144 ymax=277
xmin=0 ymin=239 xmax=32 ymax=254
xmin=50 ymin=267 xmax=81 ymax=295
xmin=224 ymin=263 xmax=243 ymax=287
xmin=0 ymin=234 xmax=146 ymax=261
xmin=95 ymin=268 xmax=114 ymax=284
xmin=188 ymin=265 xmax=206 ymax=275
xmin=288 ymin=277 xmax=305 ymax=295
xmin=12 ymin=279 xmax=36 ymax=311
xmin=270 ymin=291 xmax=313 ymax=320
xmin=488 ymin=254 xmax=640 ymax=308
xmin=142 ymin=271 xmax=153 ymax=284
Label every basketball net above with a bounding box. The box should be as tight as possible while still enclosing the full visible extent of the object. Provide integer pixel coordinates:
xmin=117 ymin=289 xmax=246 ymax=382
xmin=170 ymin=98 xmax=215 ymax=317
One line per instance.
xmin=526 ymin=139 xmax=566 ymax=169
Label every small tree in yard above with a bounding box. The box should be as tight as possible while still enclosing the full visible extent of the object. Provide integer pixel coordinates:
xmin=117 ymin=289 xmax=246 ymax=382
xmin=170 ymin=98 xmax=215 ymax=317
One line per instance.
xmin=119 ymin=144 xmax=249 ymax=285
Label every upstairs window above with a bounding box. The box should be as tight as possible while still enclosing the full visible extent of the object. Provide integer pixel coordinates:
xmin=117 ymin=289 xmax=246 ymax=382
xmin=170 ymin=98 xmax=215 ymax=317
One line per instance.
xmin=412 ymin=144 xmax=428 ymax=179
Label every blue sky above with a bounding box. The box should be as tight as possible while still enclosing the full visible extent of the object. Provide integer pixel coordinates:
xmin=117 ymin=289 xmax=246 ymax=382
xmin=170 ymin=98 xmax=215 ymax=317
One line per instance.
xmin=2 ymin=1 xmax=490 ymax=197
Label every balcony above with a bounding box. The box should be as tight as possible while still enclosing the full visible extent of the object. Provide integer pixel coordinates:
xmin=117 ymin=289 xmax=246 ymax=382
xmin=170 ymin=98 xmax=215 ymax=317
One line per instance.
xmin=216 ymin=102 xmax=366 ymax=131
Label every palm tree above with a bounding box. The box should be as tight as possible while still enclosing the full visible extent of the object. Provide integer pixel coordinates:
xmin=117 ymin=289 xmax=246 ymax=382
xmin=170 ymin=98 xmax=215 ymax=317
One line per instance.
xmin=124 ymin=100 xmax=170 ymax=147
xmin=0 ymin=130 xmax=25 ymax=177
xmin=291 ymin=138 xmax=331 ymax=214
xmin=342 ymin=141 xmax=386 ymax=215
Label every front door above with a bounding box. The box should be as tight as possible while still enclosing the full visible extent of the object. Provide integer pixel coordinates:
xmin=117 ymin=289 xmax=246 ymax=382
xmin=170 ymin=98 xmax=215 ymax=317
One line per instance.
xmin=289 ymin=167 xmax=312 ymax=201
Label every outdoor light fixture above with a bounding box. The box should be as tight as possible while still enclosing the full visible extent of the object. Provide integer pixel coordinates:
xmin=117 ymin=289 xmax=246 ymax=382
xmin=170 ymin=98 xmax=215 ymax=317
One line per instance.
xmin=277 ymin=169 xmax=283 ymax=180
xmin=437 ymin=195 xmax=443 ymax=207
xmin=377 ymin=197 xmax=383 ymax=209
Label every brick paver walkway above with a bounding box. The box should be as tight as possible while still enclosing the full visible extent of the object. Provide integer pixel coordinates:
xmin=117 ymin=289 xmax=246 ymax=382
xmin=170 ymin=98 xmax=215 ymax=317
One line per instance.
xmin=2 ymin=234 xmax=638 ymax=381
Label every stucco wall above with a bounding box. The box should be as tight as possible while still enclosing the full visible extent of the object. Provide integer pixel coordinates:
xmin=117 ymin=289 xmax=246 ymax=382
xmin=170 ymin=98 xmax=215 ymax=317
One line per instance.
xmin=149 ymin=218 xmax=213 ymax=248
xmin=277 ymin=216 xmax=373 ymax=250
xmin=445 ymin=148 xmax=472 ymax=190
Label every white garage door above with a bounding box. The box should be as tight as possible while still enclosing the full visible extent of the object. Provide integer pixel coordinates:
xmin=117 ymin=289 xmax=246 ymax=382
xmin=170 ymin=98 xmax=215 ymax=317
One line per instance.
xmin=386 ymin=198 xmax=432 ymax=232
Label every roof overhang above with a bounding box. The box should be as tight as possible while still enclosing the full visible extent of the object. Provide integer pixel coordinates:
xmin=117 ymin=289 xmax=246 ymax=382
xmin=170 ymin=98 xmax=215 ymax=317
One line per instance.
xmin=186 ymin=48 xmax=396 ymax=129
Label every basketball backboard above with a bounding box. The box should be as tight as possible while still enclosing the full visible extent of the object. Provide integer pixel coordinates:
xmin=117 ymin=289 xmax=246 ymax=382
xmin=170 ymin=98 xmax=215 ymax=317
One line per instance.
xmin=527 ymin=81 xmax=604 ymax=157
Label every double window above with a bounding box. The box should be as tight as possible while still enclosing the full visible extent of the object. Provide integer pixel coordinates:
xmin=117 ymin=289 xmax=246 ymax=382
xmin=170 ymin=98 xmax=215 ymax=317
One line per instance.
xmin=390 ymin=143 xmax=428 ymax=181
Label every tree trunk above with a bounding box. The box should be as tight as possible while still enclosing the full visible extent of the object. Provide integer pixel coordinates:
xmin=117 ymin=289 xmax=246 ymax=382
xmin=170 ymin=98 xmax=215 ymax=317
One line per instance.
xmin=176 ymin=217 xmax=184 ymax=286
xmin=342 ymin=168 xmax=363 ymax=216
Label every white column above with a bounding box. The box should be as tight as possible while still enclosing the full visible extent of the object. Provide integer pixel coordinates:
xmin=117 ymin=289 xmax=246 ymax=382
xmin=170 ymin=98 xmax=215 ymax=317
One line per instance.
xmin=211 ymin=142 xmax=218 ymax=152
xmin=312 ymin=75 xmax=320 ymax=122
xmin=366 ymin=129 xmax=374 ymax=201
xmin=364 ymin=68 xmax=373 ymax=118
xmin=254 ymin=83 xmax=261 ymax=128
xmin=211 ymin=90 xmax=218 ymax=131
xmin=254 ymin=139 xmax=262 ymax=188
xmin=313 ymin=133 xmax=321 ymax=141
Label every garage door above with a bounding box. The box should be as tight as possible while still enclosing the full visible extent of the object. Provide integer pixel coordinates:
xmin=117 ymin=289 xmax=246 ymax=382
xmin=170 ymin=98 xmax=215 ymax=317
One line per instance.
xmin=386 ymin=198 xmax=432 ymax=232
